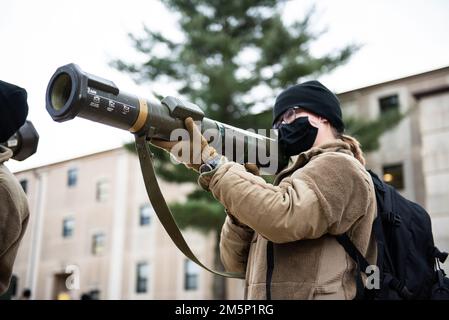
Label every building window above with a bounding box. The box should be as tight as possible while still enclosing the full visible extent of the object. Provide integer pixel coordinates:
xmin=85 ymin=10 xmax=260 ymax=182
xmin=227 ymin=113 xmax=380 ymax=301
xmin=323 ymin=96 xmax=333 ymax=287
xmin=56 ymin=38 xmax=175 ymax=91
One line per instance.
xmin=379 ymin=94 xmax=399 ymax=114
xmin=184 ymin=259 xmax=199 ymax=291
xmin=383 ymin=163 xmax=404 ymax=190
xmin=136 ymin=262 xmax=149 ymax=293
xmin=92 ymin=233 xmax=105 ymax=255
xmin=62 ymin=218 xmax=75 ymax=238
xmin=96 ymin=179 xmax=110 ymax=202
xmin=67 ymin=168 xmax=78 ymax=187
xmin=139 ymin=204 xmax=154 ymax=226
xmin=19 ymin=179 xmax=28 ymax=194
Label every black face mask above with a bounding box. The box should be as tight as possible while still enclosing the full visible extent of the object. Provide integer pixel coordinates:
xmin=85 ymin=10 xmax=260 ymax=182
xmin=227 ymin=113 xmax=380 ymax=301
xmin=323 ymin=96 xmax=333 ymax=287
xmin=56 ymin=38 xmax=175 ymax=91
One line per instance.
xmin=278 ymin=117 xmax=318 ymax=157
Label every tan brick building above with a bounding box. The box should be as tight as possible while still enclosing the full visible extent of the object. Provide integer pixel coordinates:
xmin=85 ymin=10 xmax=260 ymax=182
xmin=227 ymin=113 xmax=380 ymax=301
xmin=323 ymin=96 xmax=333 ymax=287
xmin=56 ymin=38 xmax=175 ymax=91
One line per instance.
xmin=339 ymin=66 xmax=449 ymax=270
xmin=10 ymin=148 xmax=244 ymax=299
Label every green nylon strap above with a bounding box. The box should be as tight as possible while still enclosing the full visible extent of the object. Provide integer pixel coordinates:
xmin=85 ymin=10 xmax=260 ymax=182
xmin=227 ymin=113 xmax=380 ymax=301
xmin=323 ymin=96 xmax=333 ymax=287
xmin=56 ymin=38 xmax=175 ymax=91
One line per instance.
xmin=135 ymin=134 xmax=245 ymax=279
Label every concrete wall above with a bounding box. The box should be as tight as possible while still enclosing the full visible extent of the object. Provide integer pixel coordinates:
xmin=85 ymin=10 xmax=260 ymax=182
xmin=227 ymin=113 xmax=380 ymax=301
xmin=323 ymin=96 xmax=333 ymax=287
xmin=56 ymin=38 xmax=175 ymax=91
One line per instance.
xmin=419 ymin=92 xmax=449 ymax=270
xmin=339 ymin=67 xmax=449 ymax=270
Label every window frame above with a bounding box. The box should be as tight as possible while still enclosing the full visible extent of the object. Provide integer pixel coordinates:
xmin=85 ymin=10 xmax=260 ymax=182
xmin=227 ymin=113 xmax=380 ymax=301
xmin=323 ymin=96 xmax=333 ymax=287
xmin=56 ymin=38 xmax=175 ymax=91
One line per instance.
xmin=382 ymin=163 xmax=405 ymax=190
xmin=378 ymin=94 xmax=400 ymax=114
xmin=96 ymin=179 xmax=110 ymax=202
xmin=19 ymin=179 xmax=28 ymax=194
xmin=139 ymin=204 xmax=154 ymax=226
xmin=91 ymin=232 xmax=106 ymax=255
xmin=136 ymin=262 xmax=149 ymax=294
xmin=184 ymin=259 xmax=199 ymax=291
xmin=67 ymin=168 xmax=78 ymax=187
xmin=62 ymin=217 xmax=75 ymax=238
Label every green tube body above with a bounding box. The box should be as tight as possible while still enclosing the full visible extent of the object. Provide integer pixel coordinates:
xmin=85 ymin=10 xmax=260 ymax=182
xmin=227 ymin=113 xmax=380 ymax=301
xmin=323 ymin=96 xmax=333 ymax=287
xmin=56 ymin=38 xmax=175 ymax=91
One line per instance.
xmin=46 ymin=63 xmax=286 ymax=174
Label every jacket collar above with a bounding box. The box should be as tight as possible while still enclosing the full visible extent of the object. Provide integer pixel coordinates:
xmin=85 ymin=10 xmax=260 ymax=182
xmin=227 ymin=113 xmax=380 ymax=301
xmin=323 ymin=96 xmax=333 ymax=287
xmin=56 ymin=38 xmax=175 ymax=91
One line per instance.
xmin=302 ymin=139 xmax=353 ymax=162
xmin=274 ymin=139 xmax=353 ymax=185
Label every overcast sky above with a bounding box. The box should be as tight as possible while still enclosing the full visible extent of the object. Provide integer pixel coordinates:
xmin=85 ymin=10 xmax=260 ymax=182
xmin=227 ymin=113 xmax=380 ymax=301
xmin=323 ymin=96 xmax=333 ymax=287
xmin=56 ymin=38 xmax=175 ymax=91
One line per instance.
xmin=2 ymin=0 xmax=449 ymax=172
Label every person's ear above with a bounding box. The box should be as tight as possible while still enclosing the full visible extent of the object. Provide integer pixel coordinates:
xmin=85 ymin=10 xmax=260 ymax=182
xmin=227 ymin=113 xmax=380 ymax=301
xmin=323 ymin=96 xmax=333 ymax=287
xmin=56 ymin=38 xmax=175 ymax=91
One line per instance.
xmin=318 ymin=117 xmax=331 ymax=128
xmin=308 ymin=115 xmax=323 ymax=128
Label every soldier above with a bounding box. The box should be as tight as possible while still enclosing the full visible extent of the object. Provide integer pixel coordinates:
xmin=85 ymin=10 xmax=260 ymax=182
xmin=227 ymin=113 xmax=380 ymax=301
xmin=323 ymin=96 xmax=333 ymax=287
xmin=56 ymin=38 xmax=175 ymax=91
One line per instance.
xmin=153 ymin=81 xmax=377 ymax=300
xmin=0 ymin=80 xmax=30 ymax=295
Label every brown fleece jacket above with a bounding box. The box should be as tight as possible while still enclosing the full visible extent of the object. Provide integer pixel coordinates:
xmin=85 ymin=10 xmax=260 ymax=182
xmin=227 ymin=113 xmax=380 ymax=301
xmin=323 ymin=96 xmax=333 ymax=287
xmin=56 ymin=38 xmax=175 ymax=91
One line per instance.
xmin=0 ymin=146 xmax=29 ymax=294
xmin=202 ymin=140 xmax=377 ymax=299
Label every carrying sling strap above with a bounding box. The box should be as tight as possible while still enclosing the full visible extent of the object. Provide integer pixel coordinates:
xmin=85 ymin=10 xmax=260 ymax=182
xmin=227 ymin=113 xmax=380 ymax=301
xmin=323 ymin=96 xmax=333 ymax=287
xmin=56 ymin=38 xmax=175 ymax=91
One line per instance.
xmin=135 ymin=134 xmax=244 ymax=279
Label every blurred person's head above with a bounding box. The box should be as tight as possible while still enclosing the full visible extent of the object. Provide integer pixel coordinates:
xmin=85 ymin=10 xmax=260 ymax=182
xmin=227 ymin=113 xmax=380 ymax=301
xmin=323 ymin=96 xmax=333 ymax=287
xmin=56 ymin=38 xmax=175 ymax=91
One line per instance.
xmin=0 ymin=80 xmax=29 ymax=143
xmin=80 ymin=293 xmax=92 ymax=300
xmin=273 ymin=80 xmax=365 ymax=165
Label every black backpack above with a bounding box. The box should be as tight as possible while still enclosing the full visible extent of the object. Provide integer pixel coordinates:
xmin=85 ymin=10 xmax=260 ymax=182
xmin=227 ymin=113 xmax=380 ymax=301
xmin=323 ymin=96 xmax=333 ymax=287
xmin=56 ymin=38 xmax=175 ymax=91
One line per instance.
xmin=336 ymin=170 xmax=449 ymax=300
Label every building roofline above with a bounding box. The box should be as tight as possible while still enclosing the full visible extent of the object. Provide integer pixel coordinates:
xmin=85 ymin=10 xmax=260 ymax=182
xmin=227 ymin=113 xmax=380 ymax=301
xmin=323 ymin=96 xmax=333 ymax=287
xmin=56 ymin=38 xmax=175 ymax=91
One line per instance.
xmin=338 ymin=65 xmax=449 ymax=95
xmin=413 ymin=85 xmax=449 ymax=100
xmin=13 ymin=146 xmax=126 ymax=174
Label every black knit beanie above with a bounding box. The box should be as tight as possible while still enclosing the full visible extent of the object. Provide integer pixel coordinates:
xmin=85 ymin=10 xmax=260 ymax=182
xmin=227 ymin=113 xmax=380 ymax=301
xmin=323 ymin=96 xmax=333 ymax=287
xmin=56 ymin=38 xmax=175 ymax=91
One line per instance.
xmin=273 ymin=80 xmax=344 ymax=132
xmin=0 ymin=80 xmax=29 ymax=142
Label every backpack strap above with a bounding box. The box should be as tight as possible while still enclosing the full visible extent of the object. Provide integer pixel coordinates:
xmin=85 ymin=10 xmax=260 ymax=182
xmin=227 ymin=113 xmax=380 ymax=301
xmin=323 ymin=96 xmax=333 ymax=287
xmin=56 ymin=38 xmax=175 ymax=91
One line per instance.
xmin=336 ymin=234 xmax=370 ymax=299
xmin=367 ymin=170 xmax=385 ymax=193
xmin=336 ymin=234 xmax=370 ymax=271
xmin=344 ymin=170 xmax=411 ymax=299
xmin=367 ymin=170 xmax=398 ymax=276
xmin=265 ymin=241 xmax=274 ymax=300
xmin=336 ymin=232 xmax=412 ymax=299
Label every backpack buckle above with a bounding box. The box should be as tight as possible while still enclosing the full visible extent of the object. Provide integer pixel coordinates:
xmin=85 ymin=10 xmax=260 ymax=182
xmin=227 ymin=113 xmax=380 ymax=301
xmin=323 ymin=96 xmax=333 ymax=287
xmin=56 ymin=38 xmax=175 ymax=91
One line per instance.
xmin=433 ymin=247 xmax=448 ymax=263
